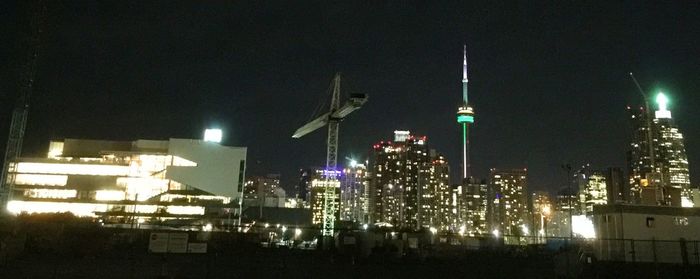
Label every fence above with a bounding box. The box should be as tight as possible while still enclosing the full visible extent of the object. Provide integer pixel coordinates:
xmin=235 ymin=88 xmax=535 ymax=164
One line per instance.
xmin=594 ymin=238 xmax=700 ymax=265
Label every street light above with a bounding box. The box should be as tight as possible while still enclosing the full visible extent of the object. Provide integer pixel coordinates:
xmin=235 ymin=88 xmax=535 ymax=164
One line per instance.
xmin=541 ymin=205 xmax=551 ymax=242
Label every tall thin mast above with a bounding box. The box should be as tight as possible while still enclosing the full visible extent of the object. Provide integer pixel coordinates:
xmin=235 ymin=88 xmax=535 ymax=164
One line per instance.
xmin=463 ymin=45 xmax=468 ymax=104
xmin=457 ymin=45 xmax=475 ymax=181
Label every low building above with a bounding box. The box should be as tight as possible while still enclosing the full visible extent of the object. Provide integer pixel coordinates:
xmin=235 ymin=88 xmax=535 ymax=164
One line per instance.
xmin=5 ymin=138 xmax=247 ymax=227
xmin=592 ymin=204 xmax=700 ymax=263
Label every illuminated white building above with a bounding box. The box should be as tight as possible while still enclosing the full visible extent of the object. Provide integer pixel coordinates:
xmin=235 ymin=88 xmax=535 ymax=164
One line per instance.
xmin=5 ymin=138 xmax=246 ymax=224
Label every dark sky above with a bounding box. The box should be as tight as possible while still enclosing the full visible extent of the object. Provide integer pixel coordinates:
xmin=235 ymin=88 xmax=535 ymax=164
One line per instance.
xmin=1 ymin=1 xmax=699 ymax=194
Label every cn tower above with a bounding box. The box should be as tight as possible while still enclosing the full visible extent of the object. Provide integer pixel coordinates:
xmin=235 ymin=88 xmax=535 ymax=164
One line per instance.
xmin=456 ymin=45 xmax=474 ymax=180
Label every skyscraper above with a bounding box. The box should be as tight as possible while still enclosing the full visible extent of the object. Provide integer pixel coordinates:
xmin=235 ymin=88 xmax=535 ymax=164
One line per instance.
xmin=627 ymin=105 xmax=655 ymax=204
xmin=454 ymin=178 xmax=488 ymax=235
xmin=340 ymin=162 xmax=368 ymax=223
xmin=627 ymin=92 xmax=692 ymax=206
xmin=490 ymin=168 xmax=530 ymax=244
xmin=368 ymin=131 xmax=450 ymax=230
xmin=421 ymin=152 xmax=452 ymax=230
xmin=456 ymin=45 xmax=475 ymax=180
xmin=653 ymin=93 xmax=692 ymax=206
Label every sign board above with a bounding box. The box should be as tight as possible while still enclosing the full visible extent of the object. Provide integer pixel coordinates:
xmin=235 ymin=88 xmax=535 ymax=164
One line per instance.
xmin=148 ymin=233 xmax=169 ymax=253
xmin=167 ymin=233 xmax=189 ymax=253
xmin=149 ymin=232 xmax=190 ymax=253
xmin=187 ymin=243 xmax=208 ymax=253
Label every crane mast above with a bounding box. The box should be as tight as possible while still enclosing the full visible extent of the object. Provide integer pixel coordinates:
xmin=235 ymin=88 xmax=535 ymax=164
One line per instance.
xmin=322 ymin=74 xmax=341 ymax=237
xmin=292 ymin=73 xmax=367 ymax=242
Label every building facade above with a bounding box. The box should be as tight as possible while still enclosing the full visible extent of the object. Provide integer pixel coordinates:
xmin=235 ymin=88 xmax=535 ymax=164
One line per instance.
xmin=340 ymin=163 xmax=369 ymax=223
xmin=489 ymin=168 xmax=530 ymax=243
xmin=244 ymin=174 xmax=285 ymax=208
xmin=627 ymin=93 xmax=692 ymax=207
xmin=368 ymin=131 xmax=450 ymax=230
xmin=579 ymin=171 xmax=608 ymax=214
xmin=5 ymin=138 xmax=247 ymax=226
xmin=454 ymin=179 xmax=488 ymax=235
xmin=309 ymin=170 xmax=341 ymax=225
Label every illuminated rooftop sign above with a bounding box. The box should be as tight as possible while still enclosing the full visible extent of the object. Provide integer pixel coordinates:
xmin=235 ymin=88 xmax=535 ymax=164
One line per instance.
xmin=655 ymin=92 xmax=672 ymax=119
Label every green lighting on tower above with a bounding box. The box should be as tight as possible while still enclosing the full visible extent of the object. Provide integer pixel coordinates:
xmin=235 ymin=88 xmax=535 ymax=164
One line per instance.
xmin=457 ymin=115 xmax=474 ymax=123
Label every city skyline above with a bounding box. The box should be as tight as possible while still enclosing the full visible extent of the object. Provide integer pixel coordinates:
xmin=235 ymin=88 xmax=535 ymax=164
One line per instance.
xmin=1 ymin=1 xmax=699 ymax=194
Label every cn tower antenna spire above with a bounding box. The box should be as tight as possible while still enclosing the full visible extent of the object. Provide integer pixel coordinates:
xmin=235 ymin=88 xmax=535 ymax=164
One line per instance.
xmin=456 ymin=44 xmax=474 ymax=181
xmin=462 ymin=45 xmax=468 ymax=104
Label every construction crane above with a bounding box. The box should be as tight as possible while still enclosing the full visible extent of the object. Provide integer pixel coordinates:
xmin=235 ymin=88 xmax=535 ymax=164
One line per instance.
xmin=292 ymin=73 xmax=367 ymax=239
xmin=1 ymin=2 xmax=46 ymax=211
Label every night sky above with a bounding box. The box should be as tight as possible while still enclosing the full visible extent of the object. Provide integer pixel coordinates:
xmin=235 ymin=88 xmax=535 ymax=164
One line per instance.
xmin=1 ymin=1 xmax=699 ymax=194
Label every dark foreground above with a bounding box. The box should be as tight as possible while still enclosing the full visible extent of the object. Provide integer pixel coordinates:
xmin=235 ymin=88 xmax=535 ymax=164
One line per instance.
xmin=3 ymin=245 xmax=700 ymax=278
xmin=1 ymin=217 xmax=698 ymax=278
